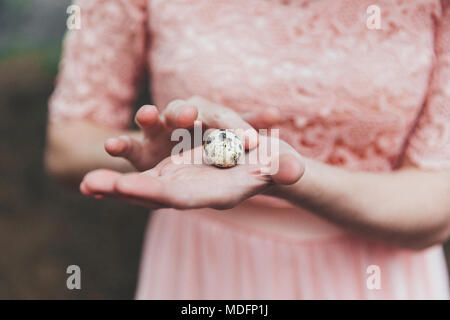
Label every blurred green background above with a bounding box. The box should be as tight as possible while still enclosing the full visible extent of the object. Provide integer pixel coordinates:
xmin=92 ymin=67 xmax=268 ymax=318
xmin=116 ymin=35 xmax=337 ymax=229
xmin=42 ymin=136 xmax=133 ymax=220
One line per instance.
xmin=0 ymin=0 xmax=148 ymax=299
xmin=0 ymin=0 xmax=449 ymax=300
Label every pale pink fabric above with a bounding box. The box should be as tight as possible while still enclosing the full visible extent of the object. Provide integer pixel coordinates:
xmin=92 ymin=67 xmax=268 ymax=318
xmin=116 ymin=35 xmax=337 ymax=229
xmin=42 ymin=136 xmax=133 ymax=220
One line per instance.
xmin=136 ymin=211 xmax=449 ymax=299
xmin=49 ymin=0 xmax=450 ymax=299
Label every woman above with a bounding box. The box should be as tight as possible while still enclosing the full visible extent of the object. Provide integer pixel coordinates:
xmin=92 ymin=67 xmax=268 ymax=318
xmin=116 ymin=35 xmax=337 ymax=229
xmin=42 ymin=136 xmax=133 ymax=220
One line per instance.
xmin=46 ymin=0 xmax=450 ymax=299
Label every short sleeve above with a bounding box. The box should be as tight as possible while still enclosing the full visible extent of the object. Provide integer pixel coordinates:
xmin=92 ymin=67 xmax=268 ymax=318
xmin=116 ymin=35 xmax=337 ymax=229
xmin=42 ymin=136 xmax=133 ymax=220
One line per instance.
xmin=48 ymin=0 xmax=148 ymax=129
xmin=405 ymin=1 xmax=450 ymax=170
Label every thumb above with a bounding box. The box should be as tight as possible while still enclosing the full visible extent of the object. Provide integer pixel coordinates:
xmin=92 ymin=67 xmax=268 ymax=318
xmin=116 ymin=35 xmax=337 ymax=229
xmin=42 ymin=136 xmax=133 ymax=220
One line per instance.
xmin=271 ymin=153 xmax=305 ymax=185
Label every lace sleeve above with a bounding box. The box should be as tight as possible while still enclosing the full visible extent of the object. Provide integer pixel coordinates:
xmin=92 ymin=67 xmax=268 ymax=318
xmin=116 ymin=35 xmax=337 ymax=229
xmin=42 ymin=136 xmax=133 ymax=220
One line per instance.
xmin=48 ymin=0 xmax=148 ymax=129
xmin=405 ymin=1 xmax=450 ymax=169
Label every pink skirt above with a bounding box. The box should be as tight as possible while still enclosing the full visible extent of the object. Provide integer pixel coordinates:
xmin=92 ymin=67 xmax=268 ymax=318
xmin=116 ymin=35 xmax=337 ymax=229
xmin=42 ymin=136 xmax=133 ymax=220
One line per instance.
xmin=135 ymin=210 xmax=449 ymax=300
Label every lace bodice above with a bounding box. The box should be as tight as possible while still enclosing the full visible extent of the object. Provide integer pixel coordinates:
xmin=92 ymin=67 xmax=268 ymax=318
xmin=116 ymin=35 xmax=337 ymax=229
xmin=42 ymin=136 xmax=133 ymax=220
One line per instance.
xmin=49 ymin=0 xmax=450 ymax=171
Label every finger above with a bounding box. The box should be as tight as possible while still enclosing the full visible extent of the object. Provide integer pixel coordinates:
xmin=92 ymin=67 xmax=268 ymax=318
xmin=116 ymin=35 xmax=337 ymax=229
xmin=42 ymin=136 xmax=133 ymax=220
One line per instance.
xmin=86 ymin=189 xmax=162 ymax=209
xmin=81 ymin=169 xmax=123 ymax=196
xmin=80 ymin=180 xmax=91 ymax=196
xmin=114 ymin=172 xmax=167 ymax=202
xmin=135 ymin=105 xmax=165 ymax=136
xmin=271 ymin=153 xmax=305 ymax=185
xmin=165 ymin=99 xmax=258 ymax=149
xmin=197 ymin=104 xmax=254 ymax=132
xmin=242 ymin=107 xmax=281 ymax=129
xmin=163 ymin=99 xmax=198 ymax=128
xmin=105 ymin=135 xmax=143 ymax=165
xmin=192 ymin=101 xmax=258 ymax=149
xmin=244 ymin=128 xmax=258 ymax=150
xmin=114 ymin=194 xmax=164 ymax=210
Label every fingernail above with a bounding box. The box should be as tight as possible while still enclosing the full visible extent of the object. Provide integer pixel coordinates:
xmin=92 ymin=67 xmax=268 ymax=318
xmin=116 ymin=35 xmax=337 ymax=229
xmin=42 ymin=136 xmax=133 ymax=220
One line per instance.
xmin=118 ymin=135 xmax=131 ymax=143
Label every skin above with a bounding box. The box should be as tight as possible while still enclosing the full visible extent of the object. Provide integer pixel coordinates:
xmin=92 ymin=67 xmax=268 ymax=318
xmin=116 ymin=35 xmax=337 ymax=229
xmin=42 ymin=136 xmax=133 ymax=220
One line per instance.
xmin=46 ymin=96 xmax=450 ymax=251
xmin=46 ymin=96 xmax=271 ymax=185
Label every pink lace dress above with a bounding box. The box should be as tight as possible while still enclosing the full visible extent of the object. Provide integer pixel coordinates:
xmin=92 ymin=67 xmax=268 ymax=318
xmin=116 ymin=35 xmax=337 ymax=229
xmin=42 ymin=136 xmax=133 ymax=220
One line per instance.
xmin=49 ymin=0 xmax=450 ymax=299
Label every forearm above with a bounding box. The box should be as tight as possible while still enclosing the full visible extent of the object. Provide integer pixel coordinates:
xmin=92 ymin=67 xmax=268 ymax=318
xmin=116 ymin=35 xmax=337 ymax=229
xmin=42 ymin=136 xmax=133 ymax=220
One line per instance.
xmin=45 ymin=119 xmax=136 ymax=187
xmin=269 ymin=158 xmax=450 ymax=249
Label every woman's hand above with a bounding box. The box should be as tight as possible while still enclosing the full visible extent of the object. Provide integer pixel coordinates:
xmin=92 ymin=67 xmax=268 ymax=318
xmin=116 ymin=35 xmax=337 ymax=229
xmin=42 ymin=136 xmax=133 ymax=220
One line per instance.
xmin=104 ymin=96 xmax=281 ymax=171
xmin=79 ymin=99 xmax=450 ymax=249
xmin=80 ymin=136 xmax=304 ymax=210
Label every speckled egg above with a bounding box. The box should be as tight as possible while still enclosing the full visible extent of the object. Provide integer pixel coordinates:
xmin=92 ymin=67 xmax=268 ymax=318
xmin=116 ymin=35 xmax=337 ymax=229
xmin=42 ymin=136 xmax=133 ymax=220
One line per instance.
xmin=204 ymin=129 xmax=244 ymax=168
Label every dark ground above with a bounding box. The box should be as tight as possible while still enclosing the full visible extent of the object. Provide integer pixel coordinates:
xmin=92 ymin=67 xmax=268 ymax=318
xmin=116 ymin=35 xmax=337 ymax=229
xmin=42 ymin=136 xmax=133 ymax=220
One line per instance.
xmin=0 ymin=44 xmax=150 ymax=300
xmin=0 ymin=0 xmax=148 ymax=299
